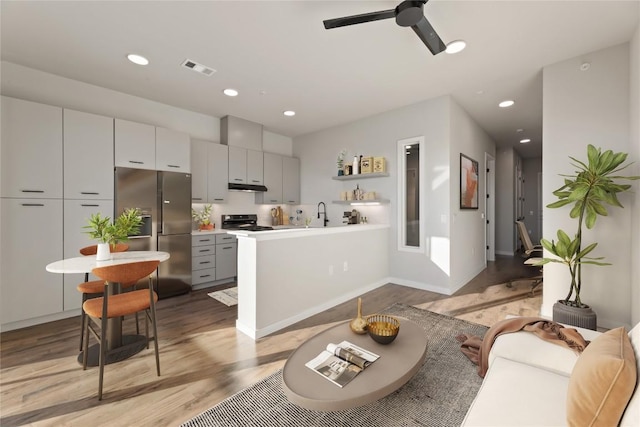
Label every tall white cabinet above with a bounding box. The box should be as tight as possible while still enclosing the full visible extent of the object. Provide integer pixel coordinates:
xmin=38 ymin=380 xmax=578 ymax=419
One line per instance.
xmin=1 ymin=97 xmax=64 ymax=325
xmin=64 ymin=109 xmax=114 ymax=200
xmin=62 ymin=109 xmax=115 ymax=311
xmin=1 ymin=199 xmax=64 ymax=324
xmin=1 ymin=97 xmax=63 ymax=199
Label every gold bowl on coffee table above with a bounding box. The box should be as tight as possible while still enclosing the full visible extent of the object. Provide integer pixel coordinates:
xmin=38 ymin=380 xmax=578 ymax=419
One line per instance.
xmin=366 ymin=314 xmax=400 ymax=344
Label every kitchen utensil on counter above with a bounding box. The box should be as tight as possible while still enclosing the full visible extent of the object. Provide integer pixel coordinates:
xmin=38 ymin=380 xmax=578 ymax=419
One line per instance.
xmin=349 ymin=297 xmax=368 ymax=334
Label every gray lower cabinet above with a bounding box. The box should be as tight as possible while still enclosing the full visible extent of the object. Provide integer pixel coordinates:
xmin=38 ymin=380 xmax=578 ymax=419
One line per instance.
xmin=191 ymin=233 xmax=237 ymax=287
xmin=215 ymin=234 xmax=237 ymax=280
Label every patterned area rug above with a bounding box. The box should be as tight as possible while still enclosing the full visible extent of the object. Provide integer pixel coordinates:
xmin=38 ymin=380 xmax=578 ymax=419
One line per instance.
xmin=207 ymin=287 xmax=238 ymax=306
xmin=182 ymin=304 xmax=488 ymax=427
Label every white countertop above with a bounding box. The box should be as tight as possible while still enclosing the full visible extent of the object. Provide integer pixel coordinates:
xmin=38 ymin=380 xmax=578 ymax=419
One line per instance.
xmin=191 ymin=229 xmax=229 ymax=235
xmin=226 ymin=224 xmax=389 ymax=241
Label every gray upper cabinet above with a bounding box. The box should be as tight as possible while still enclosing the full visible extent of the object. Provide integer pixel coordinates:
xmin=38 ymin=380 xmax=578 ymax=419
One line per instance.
xmin=247 ymin=149 xmax=264 ymax=185
xmin=156 ymin=127 xmax=190 ymax=173
xmin=283 ymin=156 xmax=300 ymax=204
xmin=1 ymin=96 xmax=63 ymax=199
xmin=256 ymin=152 xmax=283 ymax=204
xmin=228 ymin=146 xmax=264 ymax=185
xmin=228 ymin=146 xmax=248 ymax=184
xmin=63 ymin=109 xmax=114 ymax=200
xmin=208 ymin=143 xmax=229 ymax=203
xmin=191 ymin=139 xmax=208 ymax=202
xmin=114 ymin=118 xmax=156 ymax=170
xmin=191 ymin=140 xmax=229 ymax=203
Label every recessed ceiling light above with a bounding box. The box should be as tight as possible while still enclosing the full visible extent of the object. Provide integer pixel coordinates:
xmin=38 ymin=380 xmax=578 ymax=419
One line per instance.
xmin=283 ymin=110 xmax=296 ymax=117
xmin=127 ymin=54 xmax=149 ymax=66
xmin=520 ymin=139 xmax=531 ymax=144
xmin=499 ymin=100 xmax=515 ymax=108
xmin=445 ymin=40 xmax=466 ymax=54
xmin=223 ymin=88 xmax=239 ymax=97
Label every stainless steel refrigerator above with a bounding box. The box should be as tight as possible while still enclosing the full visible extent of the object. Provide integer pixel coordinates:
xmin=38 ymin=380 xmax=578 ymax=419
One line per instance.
xmin=115 ymin=167 xmax=192 ymax=299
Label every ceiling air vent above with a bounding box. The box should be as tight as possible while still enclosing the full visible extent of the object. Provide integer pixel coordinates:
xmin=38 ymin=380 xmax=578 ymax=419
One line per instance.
xmin=181 ymin=59 xmax=216 ymax=76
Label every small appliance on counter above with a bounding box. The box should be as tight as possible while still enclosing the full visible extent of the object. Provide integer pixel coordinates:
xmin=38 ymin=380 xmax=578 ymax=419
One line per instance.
xmin=221 ymin=214 xmax=274 ymax=231
xmin=343 ymin=209 xmax=360 ymax=225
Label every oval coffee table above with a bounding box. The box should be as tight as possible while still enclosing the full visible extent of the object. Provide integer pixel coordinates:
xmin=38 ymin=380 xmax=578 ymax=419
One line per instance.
xmin=282 ymin=318 xmax=427 ymax=411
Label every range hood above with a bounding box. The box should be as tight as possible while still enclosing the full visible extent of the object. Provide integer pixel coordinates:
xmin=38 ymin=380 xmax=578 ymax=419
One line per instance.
xmin=228 ymin=182 xmax=268 ymax=192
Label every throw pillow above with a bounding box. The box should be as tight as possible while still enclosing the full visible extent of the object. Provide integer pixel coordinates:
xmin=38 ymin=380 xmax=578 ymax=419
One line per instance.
xmin=567 ymin=327 xmax=637 ymax=427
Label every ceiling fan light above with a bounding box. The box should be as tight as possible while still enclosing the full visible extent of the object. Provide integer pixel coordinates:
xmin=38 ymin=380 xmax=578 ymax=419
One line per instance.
xmin=445 ymin=40 xmax=466 ymax=54
xmin=127 ymin=54 xmax=149 ymax=66
xmin=499 ymin=100 xmax=515 ymax=108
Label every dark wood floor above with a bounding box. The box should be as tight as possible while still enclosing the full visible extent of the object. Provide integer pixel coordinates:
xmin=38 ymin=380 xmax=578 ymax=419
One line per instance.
xmin=0 ymin=255 xmax=538 ymax=426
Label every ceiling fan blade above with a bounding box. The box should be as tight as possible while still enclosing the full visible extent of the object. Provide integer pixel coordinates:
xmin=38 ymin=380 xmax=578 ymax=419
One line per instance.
xmin=323 ymin=9 xmax=396 ymax=29
xmin=411 ymin=16 xmax=446 ymax=55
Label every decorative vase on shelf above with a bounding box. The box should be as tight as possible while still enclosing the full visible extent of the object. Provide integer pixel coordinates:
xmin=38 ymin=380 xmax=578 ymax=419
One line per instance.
xmin=96 ymin=243 xmax=111 ymax=261
xmin=338 ymin=169 xmax=344 ymax=176
xmin=199 ymin=223 xmax=214 ymax=231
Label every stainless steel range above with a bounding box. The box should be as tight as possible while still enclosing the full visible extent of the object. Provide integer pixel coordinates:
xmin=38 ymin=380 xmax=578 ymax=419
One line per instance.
xmin=221 ymin=214 xmax=274 ymax=231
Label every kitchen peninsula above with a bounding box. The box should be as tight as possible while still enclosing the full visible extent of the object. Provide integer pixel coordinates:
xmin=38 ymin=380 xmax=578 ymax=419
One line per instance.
xmin=227 ymin=224 xmax=390 ymax=339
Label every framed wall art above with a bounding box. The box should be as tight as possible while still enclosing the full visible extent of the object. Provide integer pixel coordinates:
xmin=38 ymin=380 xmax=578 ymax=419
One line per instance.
xmin=460 ymin=153 xmax=479 ymax=209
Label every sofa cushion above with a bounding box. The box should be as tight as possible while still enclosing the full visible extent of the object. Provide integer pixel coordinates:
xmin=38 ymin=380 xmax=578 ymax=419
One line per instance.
xmin=620 ymin=323 xmax=639 ymax=426
xmin=489 ymin=325 xmax=601 ymax=376
xmin=567 ymin=327 xmax=637 ymax=427
xmin=462 ymin=357 xmax=570 ymax=426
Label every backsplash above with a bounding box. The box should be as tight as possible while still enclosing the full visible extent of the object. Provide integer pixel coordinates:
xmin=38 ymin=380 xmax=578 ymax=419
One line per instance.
xmin=192 ymin=192 xmax=389 ymax=230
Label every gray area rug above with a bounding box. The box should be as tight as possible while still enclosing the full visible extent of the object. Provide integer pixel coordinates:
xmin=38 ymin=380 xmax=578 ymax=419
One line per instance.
xmin=182 ymin=303 xmax=488 ymax=427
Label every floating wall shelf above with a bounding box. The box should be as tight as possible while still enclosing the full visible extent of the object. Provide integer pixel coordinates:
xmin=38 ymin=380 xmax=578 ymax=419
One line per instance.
xmin=332 ymin=199 xmax=389 ymax=205
xmin=332 ymin=172 xmax=389 ymax=181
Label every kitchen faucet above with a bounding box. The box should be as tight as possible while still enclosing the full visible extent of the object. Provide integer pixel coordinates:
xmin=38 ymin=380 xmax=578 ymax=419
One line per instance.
xmin=317 ymin=202 xmax=329 ymax=227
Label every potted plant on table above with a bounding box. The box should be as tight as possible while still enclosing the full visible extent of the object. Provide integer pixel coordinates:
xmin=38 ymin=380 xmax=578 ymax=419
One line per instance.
xmin=192 ymin=204 xmax=214 ymax=231
xmin=538 ymin=144 xmax=639 ymax=329
xmin=84 ymin=208 xmax=143 ymax=260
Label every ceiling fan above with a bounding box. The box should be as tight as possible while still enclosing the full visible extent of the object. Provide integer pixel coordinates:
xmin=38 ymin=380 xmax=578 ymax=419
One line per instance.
xmin=323 ymin=0 xmax=446 ymax=55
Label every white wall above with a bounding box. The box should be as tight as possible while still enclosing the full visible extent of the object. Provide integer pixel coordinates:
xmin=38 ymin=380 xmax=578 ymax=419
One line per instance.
xmin=522 ymin=157 xmax=543 ymax=243
xmin=449 ymin=101 xmax=496 ymax=289
xmin=294 ymin=95 xmax=495 ymax=294
xmin=495 ymin=147 xmax=517 ymax=255
xmin=542 ymin=43 xmax=634 ymax=329
xmin=630 ymin=20 xmax=640 ymax=326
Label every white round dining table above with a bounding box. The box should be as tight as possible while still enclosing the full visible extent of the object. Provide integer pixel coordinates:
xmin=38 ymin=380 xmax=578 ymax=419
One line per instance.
xmin=46 ymin=251 xmax=170 ymax=274
xmin=45 ymin=251 xmax=170 ymax=366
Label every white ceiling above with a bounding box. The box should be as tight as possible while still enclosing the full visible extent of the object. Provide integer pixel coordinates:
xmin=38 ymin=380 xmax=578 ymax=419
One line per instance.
xmin=1 ymin=1 xmax=638 ymax=159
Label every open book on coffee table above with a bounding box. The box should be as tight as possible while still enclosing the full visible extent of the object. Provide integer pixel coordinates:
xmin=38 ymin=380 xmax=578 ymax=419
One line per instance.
xmin=305 ymin=340 xmax=380 ymax=388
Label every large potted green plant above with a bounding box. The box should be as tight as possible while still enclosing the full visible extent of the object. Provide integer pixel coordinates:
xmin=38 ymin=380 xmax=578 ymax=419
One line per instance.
xmin=84 ymin=208 xmax=143 ymax=260
xmin=539 ymin=144 xmax=639 ymax=329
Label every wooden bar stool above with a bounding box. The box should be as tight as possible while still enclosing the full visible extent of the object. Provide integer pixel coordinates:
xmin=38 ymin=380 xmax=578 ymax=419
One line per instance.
xmin=82 ymin=260 xmax=161 ymax=400
xmin=77 ymin=243 xmax=129 ymax=351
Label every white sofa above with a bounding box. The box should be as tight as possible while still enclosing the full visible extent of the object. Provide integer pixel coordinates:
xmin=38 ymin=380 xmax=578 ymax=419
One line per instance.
xmin=462 ymin=322 xmax=639 ymax=426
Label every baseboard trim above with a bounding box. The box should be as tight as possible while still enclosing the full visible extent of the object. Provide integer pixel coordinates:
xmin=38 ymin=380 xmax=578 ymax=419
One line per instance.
xmin=387 ymin=277 xmax=453 ymax=296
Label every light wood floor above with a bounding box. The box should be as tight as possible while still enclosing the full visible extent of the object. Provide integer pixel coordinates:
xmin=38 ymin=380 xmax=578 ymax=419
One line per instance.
xmin=0 ymin=255 xmax=541 ymax=427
